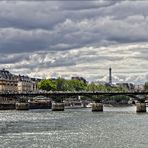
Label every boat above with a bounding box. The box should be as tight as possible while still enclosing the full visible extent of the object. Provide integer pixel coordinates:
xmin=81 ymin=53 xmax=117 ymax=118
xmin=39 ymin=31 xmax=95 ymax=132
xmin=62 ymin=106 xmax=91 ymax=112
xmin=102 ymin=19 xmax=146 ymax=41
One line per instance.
xmin=86 ymin=103 xmax=93 ymax=108
xmin=64 ymin=101 xmax=84 ymax=109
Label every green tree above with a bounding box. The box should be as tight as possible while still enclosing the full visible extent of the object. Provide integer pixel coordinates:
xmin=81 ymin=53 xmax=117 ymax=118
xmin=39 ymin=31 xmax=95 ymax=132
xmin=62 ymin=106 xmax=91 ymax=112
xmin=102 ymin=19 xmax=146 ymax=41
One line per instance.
xmin=55 ymin=77 xmax=65 ymax=91
xmin=86 ymin=83 xmax=108 ymax=91
xmin=144 ymin=82 xmax=148 ymax=91
xmin=64 ymin=79 xmax=86 ymax=91
xmin=37 ymin=79 xmax=56 ymax=91
xmin=87 ymin=83 xmax=96 ymax=91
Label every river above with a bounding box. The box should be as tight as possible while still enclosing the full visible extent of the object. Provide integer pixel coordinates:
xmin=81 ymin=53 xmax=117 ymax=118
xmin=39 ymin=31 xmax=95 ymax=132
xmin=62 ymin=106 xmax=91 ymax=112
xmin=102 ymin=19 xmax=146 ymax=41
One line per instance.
xmin=0 ymin=106 xmax=148 ymax=148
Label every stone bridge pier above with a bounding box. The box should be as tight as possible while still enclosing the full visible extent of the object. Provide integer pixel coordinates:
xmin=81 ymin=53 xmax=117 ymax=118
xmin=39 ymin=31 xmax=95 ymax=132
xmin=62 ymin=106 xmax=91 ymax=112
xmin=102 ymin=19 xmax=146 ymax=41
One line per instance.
xmin=136 ymin=100 xmax=146 ymax=113
xmin=52 ymin=102 xmax=64 ymax=111
xmin=51 ymin=96 xmax=64 ymax=111
xmin=92 ymin=101 xmax=103 ymax=112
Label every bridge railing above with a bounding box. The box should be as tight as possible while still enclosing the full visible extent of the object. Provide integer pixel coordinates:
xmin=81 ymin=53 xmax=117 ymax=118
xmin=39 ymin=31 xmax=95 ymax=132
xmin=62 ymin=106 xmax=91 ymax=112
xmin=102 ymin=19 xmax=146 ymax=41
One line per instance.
xmin=0 ymin=90 xmax=148 ymax=95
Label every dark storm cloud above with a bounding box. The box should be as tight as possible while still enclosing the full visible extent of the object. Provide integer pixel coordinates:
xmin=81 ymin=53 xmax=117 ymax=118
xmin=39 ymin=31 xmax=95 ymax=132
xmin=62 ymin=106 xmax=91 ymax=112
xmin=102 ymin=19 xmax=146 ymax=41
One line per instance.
xmin=0 ymin=1 xmax=148 ymax=54
xmin=0 ymin=1 xmax=117 ymax=30
xmin=0 ymin=1 xmax=66 ymax=30
xmin=0 ymin=54 xmax=28 ymax=64
xmin=1 ymin=1 xmax=148 ymax=83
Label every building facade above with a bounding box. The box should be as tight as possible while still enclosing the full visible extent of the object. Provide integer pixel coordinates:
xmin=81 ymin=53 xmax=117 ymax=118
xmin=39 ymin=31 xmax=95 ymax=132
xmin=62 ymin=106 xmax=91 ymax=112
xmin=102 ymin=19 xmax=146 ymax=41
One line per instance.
xmin=17 ymin=75 xmax=38 ymax=93
xmin=116 ymin=83 xmax=135 ymax=91
xmin=0 ymin=69 xmax=38 ymax=93
xmin=0 ymin=69 xmax=18 ymax=92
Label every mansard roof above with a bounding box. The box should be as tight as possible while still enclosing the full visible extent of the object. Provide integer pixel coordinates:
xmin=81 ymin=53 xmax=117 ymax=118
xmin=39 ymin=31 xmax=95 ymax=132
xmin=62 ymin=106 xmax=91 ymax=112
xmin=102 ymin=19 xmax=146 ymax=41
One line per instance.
xmin=0 ymin=69 xmax=16 ymax=81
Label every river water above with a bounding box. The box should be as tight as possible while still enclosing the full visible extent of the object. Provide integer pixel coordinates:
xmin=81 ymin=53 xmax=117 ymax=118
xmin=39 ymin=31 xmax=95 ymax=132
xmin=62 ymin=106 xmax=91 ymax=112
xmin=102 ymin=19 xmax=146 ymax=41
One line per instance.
xmin=0 ymin=106 xmax=148 ymax=148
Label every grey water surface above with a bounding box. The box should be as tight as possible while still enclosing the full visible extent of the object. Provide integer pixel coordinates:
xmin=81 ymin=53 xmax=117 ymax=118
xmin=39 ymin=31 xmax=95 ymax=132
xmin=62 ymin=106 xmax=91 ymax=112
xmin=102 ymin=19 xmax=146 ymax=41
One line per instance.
xmin=0 ymin=106 xmax=148 ymax=148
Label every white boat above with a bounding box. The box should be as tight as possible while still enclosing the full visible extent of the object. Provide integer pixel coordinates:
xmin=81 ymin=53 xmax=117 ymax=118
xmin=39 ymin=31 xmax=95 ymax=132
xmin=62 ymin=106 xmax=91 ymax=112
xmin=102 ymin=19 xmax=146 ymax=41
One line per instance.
xmin=86 ymin=103 xmax=93 ymax=108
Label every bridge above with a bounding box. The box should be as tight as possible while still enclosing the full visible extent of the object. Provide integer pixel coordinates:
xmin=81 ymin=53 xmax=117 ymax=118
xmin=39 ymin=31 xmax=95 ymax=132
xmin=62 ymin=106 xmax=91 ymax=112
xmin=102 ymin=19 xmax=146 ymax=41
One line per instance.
xmin=0 ymin=91 xmax=147 ymax=112
xmin=0 ymin=91 xmax=148 ymax=100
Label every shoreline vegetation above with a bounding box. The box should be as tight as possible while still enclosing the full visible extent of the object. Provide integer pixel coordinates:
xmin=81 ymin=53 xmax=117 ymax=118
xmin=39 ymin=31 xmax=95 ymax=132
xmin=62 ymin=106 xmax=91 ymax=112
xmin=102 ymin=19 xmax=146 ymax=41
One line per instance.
xmin=37 ymin=78 xmax=127 ymax=92
xmin=37 ymin=78 xmax=133 ymax=104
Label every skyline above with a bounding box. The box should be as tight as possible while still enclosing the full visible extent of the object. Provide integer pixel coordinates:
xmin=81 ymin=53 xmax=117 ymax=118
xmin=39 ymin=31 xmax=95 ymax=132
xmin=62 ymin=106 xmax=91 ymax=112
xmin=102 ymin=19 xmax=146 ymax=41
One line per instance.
xmin=1 ymin=1 xmax=148 ymax=84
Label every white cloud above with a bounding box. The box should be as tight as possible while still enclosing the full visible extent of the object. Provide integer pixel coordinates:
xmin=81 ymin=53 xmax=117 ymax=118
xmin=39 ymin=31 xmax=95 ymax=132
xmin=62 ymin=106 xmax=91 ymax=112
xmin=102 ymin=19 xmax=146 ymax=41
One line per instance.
xmin=0 ymin=42 xmax=147 ymax=83
xmin=0 ymin=1 xmax=148 ymax=83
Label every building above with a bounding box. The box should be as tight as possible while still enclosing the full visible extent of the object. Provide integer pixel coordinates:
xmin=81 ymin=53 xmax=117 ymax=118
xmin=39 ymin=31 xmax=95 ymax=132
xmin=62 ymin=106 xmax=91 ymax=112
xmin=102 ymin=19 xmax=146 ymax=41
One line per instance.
xmin=0 ymin=69 xmax=18 ymax=92
xmin=93 ymin=81 xmax=106 ymax=86
xmin=116 ymin=83 xmax=135 ymax=91
xmin=134 ymin=84 xmax=144 ymax=92
xmin=17 ymin=75 xmax=38 ymax=93
xmin=0 ymin=69 xmax=39 ymax=93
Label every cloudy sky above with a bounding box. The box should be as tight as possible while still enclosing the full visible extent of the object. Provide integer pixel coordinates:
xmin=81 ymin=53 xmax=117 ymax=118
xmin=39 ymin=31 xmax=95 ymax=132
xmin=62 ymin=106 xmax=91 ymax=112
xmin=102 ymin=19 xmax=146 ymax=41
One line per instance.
xmin=1 ymin=0 xmax=148 ymax=84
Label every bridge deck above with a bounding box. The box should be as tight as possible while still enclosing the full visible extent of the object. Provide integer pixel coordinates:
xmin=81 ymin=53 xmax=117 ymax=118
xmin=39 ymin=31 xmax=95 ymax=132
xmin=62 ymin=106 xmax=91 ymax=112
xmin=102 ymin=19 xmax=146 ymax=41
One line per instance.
xmin=0 ymin=91 xmax=148 ymax=96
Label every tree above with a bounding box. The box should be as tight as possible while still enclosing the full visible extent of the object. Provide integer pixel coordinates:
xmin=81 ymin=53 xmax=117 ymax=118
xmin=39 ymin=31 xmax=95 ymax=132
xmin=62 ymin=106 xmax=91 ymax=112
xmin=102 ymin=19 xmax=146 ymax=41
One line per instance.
xmin=86 ymin=83 xmax=108 ymax=91
xmin=55 ymin=77 xmax=65 ymax=91
xmin=64 ymin=79 xmax=87 ymax=91
xmin=37 ymin=79 xmax=56 ymax=91
xmin=144 ymin=82 xmax=148 ymax=91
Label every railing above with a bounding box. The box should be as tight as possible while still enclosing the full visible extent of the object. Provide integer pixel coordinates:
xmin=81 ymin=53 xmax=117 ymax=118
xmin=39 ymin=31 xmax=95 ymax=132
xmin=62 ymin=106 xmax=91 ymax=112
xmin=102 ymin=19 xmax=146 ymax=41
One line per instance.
xmin=0 ymin=91 xmax=148 ymax=95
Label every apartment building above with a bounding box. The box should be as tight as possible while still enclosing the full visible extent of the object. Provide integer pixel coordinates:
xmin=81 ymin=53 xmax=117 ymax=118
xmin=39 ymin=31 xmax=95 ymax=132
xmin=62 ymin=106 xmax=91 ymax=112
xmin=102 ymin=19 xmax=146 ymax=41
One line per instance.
xmin=17 ymin=75 xmax=38 ymax=92
xmin=0 ymin=69 xmax=18 ymax=92
xmin=0 ymin=69 xmax=38 ymax=92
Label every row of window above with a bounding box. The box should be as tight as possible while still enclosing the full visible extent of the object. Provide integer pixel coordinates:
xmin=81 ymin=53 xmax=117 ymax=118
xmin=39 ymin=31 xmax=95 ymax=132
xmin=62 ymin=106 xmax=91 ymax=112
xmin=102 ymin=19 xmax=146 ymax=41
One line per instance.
xmin=0 ymin=83 xmax=17 ymax=86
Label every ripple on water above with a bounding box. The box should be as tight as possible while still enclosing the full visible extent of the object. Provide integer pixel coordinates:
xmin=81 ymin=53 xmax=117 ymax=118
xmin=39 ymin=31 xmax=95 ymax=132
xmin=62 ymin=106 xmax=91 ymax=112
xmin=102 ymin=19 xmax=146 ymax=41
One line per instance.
xmin=0 ymin=107 xmax=148 ymax=148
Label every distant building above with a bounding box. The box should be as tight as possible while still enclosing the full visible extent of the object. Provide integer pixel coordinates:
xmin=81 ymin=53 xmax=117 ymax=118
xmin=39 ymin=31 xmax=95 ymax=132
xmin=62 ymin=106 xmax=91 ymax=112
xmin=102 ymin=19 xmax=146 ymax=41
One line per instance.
xmin=71 ymin=77 xmax=87 ymax=84
xmin=31 ymin=78 xmax=42 ymax=83
xmin=116 ymin=83 xmax=135 ymax=91
xmin=134 ymin=84 xmax=144 ymax=91
xmin=93 ymin=81 xmax=106 ymax=86
xmin=17 ymin=75 xmax=38 ymax=93
xmin=0 ymin=69 xmax=18 ymax=92
xmin=0 ymin=69 xmax=40 ymax=93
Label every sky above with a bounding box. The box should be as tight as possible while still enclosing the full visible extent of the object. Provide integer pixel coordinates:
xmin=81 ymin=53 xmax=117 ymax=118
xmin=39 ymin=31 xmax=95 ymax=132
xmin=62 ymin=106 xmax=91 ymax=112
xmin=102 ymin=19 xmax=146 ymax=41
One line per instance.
xmin=1 ymin=0 xmax=148 ymax=84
